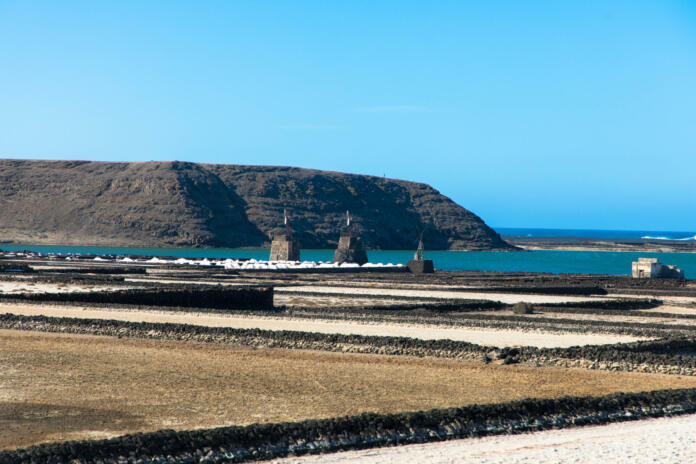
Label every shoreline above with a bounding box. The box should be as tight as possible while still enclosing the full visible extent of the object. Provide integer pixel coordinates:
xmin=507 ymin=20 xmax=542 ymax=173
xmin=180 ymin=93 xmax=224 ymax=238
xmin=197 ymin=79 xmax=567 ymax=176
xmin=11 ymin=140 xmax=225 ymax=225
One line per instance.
xmin=506 ymin=236 xmax=696 ymax=254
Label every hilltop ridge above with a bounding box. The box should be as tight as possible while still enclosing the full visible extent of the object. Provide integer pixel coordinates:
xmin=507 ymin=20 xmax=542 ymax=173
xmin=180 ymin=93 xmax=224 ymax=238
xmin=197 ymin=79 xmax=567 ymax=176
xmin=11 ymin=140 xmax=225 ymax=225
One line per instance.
xmin=0 ymin=159 xmax=515 ymax=251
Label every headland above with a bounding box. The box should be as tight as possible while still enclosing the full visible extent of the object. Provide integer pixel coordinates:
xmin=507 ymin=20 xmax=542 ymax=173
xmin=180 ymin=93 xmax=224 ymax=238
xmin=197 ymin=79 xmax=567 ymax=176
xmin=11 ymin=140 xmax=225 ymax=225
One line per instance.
xmin=0 ymin=159 xmax=515 ymax=251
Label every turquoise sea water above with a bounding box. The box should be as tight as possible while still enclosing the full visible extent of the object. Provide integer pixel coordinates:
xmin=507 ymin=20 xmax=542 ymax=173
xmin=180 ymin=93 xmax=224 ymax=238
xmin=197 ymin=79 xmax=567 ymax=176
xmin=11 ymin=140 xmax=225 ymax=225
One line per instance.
xmin=2 ymin=244 xmax=695 ymax=277
xmin=497 ymin=227 xmax=695 ymax=240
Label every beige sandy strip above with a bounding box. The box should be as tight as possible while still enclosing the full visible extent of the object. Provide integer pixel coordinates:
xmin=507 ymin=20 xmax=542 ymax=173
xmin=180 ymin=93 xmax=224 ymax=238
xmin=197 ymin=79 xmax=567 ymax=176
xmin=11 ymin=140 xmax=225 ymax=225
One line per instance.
xmin=640 ymin=305 xmax=696 ymax=316
xmin=0 ymin=303 xmax=645 ymax=348
xmin=276 ymin=285 xmax=606 ymax=304
xmin=0 ymin=282 xmax=123 ymax=294
xmin=474 ymin=309 xmax=696 ymax=327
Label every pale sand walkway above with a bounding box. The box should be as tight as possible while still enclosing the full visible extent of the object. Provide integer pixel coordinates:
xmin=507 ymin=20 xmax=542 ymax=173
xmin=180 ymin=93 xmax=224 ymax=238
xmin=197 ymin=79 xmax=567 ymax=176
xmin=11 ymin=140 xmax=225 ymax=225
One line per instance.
xmin=0 ymin=303 xmax=645 ymax=348
xmin=483 ymin=310 xmax=696 ymax=327
xmin=0 ymin=282 xmax=122 ymax=294
xmin=642 ymin=305 xmax=696 ymax=316
xmin=266 ymin=413 xmax=696 ymax=464
xmin=277 ymin=286 xmax=605 ymax=304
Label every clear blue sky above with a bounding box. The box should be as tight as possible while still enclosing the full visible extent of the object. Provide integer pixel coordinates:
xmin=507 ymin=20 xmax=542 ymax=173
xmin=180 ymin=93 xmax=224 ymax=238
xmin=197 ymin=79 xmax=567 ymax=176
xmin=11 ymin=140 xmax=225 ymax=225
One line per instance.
xmin=1 ymin=1 xmax=694 ymax=231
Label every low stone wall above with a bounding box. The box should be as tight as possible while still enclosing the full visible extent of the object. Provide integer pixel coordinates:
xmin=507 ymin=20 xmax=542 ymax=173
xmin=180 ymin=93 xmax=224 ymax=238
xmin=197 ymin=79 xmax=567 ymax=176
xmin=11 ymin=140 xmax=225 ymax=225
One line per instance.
xmin=540 ymin=298 xmax=662 ymax=311
xmin=0 ymin=261 xmax=33 ymax=273
xmin=3 ymin=389 xmax=696 ymax=463
xmin=286 ymin=298 xmax=507 ymax=313
xmin=459 ymin=285 xmax=608 ymax=296
xmin=36 ymin=266 xmax=147 ymax=275
xmin=0 ymin=273 xmax=130 ymax=284
xmin=4 ymin=313 xmax=696 ymax=372
xmin=0 ymin=286 xmax=274 ymax=311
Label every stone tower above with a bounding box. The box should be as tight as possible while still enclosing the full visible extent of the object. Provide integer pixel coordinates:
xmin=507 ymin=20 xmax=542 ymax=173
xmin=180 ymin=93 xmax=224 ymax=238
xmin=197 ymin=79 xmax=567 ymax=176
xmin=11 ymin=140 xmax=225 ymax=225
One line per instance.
xmin=332 ymin=211 xmax=368 ymax=265
xmin=406 ymin=232 xmax=434 ymax=274
xmin=269 ymin=209 xmax=300 ymax=261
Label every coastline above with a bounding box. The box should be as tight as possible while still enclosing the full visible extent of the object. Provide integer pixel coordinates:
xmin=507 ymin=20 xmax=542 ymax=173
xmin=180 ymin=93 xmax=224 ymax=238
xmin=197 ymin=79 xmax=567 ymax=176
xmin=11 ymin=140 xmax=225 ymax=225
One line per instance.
xmin=506 ymin=237 xmax=696 ymax=254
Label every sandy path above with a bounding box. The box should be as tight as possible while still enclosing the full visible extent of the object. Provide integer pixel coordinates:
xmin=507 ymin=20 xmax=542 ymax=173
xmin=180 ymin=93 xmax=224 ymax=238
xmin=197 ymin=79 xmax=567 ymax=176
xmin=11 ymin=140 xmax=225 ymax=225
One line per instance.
xmin=475 ymin=309 xmax=696 ymax=327
xmin=0 ymin=303 xmax=645 ymax=348
xmin=0 ymin=282 xmax=121 ymax=294
xmin=277 ymin=286 xmax=605 ymax=304
xmin=642 ymin=305 xmax=696 ymax=315
xmin=266 ymin=413 xmax=696 ymax=464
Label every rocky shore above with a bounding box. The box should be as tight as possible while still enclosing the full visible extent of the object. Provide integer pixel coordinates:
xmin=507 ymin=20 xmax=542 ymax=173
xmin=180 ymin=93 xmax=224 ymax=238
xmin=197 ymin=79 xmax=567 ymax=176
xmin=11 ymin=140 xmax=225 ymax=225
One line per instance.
xmin=507 ymin=236 xmax=696 ymax=253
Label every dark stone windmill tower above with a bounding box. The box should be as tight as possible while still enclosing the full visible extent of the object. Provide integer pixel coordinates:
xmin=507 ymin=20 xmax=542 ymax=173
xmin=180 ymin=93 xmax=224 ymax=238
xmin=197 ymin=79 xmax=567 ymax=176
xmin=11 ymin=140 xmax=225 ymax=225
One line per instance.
xmin=406 ymin=232 xmax=434 ymax=274
xmin=332 ymin=211 xmax=368 ymax=265
xmin=269 ymin=209 xmax=300 ymax=261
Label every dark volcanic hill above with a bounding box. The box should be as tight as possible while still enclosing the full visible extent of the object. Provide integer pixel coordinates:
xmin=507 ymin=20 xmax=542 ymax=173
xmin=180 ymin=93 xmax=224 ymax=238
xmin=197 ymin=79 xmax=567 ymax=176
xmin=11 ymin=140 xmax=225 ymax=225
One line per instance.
xmin=0 ymin=159 xmax=515 ymax=251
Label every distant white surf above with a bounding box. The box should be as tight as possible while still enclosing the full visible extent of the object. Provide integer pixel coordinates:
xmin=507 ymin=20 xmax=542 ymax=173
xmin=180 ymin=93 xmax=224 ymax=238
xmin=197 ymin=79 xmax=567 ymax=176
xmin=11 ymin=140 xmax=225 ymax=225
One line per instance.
xmin=641 ymin=235 xmax=696 ymax=241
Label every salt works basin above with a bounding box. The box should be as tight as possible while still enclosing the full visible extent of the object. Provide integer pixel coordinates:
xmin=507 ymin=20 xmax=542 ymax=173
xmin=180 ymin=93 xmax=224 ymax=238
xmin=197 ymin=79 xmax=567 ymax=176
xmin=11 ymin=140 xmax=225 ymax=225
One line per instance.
xmin=2 ymin=244 xmax=696 ymax=276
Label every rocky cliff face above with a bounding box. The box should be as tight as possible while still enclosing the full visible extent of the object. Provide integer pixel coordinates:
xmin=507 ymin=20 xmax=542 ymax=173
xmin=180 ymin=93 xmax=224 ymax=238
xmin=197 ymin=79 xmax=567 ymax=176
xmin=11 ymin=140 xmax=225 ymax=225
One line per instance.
xmin=0 ymin=159 xmax=515 ymax=250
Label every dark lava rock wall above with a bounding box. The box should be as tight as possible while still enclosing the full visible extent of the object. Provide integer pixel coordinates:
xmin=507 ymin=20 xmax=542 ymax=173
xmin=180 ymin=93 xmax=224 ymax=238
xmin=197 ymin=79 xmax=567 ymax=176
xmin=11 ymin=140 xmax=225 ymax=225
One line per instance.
xmin=0 ymin=159 xmax=514 ymax=250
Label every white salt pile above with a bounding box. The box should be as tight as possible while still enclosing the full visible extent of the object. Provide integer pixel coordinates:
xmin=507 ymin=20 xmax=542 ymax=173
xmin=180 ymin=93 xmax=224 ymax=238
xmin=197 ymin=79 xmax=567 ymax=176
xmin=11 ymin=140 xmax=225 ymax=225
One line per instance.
xmin=108 ymin=256 xmax=402 ymax=270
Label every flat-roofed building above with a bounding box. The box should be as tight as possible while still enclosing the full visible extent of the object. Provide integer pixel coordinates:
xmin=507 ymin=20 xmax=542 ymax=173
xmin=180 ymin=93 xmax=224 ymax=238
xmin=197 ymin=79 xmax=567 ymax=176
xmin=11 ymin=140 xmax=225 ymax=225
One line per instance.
xmin=632 ymin=257 xmax=684 ymax=279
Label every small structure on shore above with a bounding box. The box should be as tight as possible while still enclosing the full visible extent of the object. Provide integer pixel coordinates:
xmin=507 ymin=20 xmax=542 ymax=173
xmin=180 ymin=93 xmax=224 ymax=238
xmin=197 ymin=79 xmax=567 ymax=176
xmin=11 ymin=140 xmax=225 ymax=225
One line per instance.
xmin=406 ymin=233 xmax=434 ymax=274
xmin=269 ymin=209 xmax=300 ymax=261
xmin=632 ymin=257 xmax=685 ymax=279
xmin=333 ymin=211 xmax=368 ymax=265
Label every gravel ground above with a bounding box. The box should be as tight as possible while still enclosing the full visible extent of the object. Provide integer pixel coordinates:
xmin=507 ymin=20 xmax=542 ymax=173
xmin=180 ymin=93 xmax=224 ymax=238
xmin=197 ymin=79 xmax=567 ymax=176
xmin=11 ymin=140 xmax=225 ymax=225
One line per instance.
xmin=0 ymin=303 xmax=646 ymax=348
xmin=266 ymin=413 xmax=696 ymax=464
xmin=277 ymin=286 xmax=605 ymax=304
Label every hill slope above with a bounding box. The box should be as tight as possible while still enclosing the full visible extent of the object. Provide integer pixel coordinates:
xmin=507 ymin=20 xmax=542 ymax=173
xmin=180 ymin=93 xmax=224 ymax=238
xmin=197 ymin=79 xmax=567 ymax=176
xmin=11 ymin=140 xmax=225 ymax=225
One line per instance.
xmin=0 ymin=160 xmax=514 ymax=250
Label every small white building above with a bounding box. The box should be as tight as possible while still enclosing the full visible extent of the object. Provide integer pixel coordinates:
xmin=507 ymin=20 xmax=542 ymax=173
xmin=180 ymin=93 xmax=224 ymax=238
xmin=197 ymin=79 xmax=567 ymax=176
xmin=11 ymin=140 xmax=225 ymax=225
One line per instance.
xmin=632 ymin=257 xmax=684 ymax=279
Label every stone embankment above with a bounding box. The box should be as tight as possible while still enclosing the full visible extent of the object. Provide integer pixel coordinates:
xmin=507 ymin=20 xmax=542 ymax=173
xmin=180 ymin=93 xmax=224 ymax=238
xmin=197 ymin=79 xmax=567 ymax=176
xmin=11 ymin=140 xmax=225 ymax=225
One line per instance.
xmin=0 ymin=286 xmax=274 ymax=311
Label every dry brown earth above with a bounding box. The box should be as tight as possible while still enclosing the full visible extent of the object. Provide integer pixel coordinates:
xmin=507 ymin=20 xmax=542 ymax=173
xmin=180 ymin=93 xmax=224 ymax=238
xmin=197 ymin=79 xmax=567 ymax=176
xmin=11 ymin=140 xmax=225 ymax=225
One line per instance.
xmin=3 ymin=329 xmax=696 ymax=451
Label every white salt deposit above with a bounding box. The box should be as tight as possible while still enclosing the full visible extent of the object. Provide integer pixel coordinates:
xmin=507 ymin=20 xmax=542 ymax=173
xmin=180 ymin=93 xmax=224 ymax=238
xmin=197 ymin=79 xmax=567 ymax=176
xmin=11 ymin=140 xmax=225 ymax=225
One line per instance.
xmin=219 ymin=259 xmax=401 ymax=271
xmin=17 ymin=252 xmax=403 ymax=270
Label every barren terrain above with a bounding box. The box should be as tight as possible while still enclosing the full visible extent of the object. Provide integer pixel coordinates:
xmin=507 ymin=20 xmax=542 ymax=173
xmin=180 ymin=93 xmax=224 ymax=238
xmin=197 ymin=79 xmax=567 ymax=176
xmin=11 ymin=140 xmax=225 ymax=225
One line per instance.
xmin=3 ymin=329 xmax=694 ymax=451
